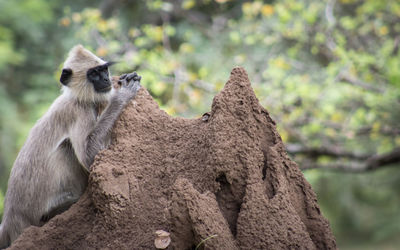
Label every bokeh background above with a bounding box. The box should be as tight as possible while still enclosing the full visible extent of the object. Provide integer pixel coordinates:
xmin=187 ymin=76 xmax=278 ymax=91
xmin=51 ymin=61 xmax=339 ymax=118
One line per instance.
xmin=0 ymin=0 xmax=399 ymax=248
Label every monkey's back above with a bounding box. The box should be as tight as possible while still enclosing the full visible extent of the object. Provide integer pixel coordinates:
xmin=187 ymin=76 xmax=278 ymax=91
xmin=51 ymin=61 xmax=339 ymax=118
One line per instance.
xmin=1 ymin=94 xmax=88 ymax=242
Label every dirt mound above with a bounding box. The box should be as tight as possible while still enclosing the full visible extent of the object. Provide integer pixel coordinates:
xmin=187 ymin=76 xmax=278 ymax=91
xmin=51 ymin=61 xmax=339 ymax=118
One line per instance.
xmin=9 ymin=67 xmax=336 ymax=249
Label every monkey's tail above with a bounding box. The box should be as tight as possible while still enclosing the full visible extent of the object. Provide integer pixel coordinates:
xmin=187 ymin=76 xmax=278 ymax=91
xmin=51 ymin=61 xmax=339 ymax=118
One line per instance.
xmin=0 ymin=223 xmax=10 ymax=249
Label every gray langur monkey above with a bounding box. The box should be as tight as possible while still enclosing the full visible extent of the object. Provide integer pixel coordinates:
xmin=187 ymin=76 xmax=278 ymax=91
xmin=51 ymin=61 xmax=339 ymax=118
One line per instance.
xmin=0 ymin=45 xmax=141 ymax=248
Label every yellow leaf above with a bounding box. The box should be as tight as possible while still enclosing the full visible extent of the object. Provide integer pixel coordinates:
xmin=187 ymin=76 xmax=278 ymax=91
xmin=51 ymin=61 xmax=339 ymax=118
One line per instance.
xmin=164 ymin=106 xmax=176 ymax=115
xmin=190 ymin=89 xmax=201 ymax=103
xmin=108 ymin=19 xmax=118 ymax=29
xmin=279 ymin=129 xmax=288 ymax=142
xmin=182 ymin=0 xmax=195 ymax=10
xmin=331 ymin=112 xmax=343 ymax=122
xmin=152 ymin=81 xmax=167 ymax=96
xmin=59 ymin=17 xmax=70 ymax=27
xmin=261 ymin=4 xmax=274 ymax=16
xmin=372 ymin=122 xmax=380 ymax=133
xmin=198 ymin=67 xmax=208 ymax=78
xmin=273 ymin=57 xmax=290 ymax=70
xmin=180 ymin=43 xmax=194 ymax=53
xmin=395 ymin=137 xmax=400 ymax=146
xmin=129 ymin=28 xmax=140 ymax=38
xmin=326 ymin=128 xmax=336 ymax=137
xmin=242 ymin=2 xmax=253 ymax=16
xmin=340 ymin=0 xmax=357 ymax=4
xmin=189 ymin=72 xmax=197 ymax=82
xmin=96 ymin=47 xmax=108 ymax=57
xmin=378 ymin=26 xmax=389 ymax=36
xmin=72 ymin=13 xmax=82 ymax=23
xmin=97 ymin=20 xmax=108 ymax=32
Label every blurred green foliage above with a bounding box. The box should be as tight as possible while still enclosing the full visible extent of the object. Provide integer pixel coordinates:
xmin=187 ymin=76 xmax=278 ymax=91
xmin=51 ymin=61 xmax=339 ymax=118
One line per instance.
xmin=0 ymin=0 xmax=399 ymax=248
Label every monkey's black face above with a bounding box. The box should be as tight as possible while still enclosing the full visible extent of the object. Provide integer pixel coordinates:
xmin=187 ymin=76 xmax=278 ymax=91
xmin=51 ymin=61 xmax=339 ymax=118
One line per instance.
xmin=60 ymin=62 xmax=115 ymax=93
xmin=87 ymin=63 xmax=113 ymax=93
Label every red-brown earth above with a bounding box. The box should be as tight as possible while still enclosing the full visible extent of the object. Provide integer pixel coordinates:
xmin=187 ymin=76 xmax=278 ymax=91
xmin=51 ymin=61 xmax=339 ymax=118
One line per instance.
xmin=10 ymin=67 xmax=336 ymax=249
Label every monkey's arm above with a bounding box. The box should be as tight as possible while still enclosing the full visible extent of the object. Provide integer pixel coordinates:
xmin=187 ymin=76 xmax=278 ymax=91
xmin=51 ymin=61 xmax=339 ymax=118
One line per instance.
xmin=71 ymin=73 xmax=141 ymax=170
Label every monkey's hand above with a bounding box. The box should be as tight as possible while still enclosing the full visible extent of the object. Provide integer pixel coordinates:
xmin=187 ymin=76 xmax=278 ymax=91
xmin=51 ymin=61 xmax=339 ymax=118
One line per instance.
xmin=118 ymin=72 xmax=141 ymax=102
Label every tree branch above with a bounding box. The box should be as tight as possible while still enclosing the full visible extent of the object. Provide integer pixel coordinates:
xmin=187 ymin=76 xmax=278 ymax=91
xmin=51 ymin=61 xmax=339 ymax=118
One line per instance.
xmin=300 ymin=161 xmax=365 ymax=172
xmin=356 ymin=125 xmax=400 ymax=136
xmin=294 ymin=147 xmax=400 ymax=172
xmin=286 ymin=143 xmax=369 ymax=160
xmin=337 ymin=72 xmax=385 ymax=93
xmin=366 ymin=147 xmax=400 ymax=170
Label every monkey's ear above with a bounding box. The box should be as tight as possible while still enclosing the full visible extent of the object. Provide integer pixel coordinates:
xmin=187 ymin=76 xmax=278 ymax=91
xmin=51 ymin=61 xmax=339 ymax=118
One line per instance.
xmin=105 ymin=61 xmax=117 ymax=67
xmin=60 ymin=68 xmax=73 ymax=86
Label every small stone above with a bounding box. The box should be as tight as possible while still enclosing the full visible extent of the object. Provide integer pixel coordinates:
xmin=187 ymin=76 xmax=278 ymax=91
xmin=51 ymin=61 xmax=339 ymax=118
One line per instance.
xmin=154 ymin=230 xmax=171 ymax=249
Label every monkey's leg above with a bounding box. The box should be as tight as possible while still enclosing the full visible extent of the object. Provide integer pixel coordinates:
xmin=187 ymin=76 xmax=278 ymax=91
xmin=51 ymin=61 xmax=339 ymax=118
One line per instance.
xmin=40 ymin=192 xmax=79 ymax=223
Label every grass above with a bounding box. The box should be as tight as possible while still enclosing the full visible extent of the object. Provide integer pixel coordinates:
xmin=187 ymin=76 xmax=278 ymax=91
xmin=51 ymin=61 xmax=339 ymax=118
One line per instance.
xmin=195 ymin=234 xmax=218 ymax=250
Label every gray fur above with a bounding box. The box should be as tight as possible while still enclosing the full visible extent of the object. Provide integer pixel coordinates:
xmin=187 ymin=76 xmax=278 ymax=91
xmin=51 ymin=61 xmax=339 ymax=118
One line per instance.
xmin=0 ymin=45 xmax=140 ymax=248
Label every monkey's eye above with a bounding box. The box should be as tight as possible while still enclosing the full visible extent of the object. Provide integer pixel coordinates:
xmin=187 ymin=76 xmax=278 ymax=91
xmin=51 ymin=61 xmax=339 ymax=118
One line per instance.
xmin=87 ymin=68 xmax=100 ymax=82
xmin=90 ymin=72 xmax=100 ymax=81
